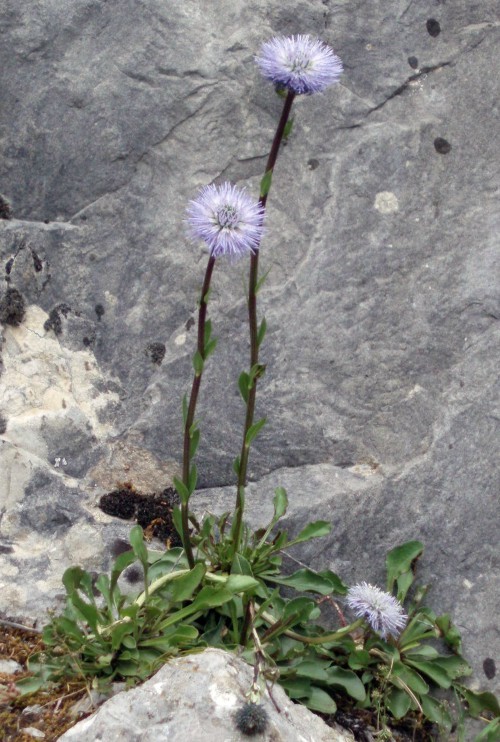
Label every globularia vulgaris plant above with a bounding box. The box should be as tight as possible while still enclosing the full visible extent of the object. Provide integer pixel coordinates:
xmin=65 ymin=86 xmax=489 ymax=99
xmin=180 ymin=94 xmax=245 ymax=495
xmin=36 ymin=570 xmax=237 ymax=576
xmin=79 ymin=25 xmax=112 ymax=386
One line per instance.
xmin=18 ymin=35 xmax=499 ymax=740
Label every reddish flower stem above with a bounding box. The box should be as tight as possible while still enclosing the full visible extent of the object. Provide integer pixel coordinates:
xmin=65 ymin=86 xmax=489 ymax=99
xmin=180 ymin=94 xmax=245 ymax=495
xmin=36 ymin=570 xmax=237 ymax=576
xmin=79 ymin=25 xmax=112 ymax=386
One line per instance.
xmin=181 ymin=254 xmax=216 ymax=568
xmin=231 ymin=90 xmax=296 ymax=556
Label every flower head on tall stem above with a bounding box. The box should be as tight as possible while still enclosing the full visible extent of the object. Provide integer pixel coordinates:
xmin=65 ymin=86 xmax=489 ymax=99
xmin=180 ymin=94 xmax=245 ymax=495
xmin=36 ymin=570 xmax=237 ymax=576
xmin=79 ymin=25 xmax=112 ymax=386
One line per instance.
xmin=187 ymin=182 xmax=264 ymax=259
xmin=346 ymin=582 xmax=407 ymax=639
xmin=255 ymin=35 xmax=343 ymax=95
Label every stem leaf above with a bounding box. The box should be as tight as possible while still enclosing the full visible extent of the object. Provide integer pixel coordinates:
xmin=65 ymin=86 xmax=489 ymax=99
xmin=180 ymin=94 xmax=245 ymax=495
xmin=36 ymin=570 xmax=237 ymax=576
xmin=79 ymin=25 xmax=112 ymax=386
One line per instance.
xmin=245 ymin=417 xmax=266 ymax=446
xmin=173 ymin=476 xmax=190 ymax=505
xmin=232 ymin=456 xmax=240 ymax=476
xmin=260 ymin=169 xmax=273 ymax=198
xmin=283 ymin=116 xmax=294 ymax=140
xmin=189 ymin=428 xmax=200 ymax=459
xmin=257 ymin=317 xmax=267 ymax=347
xmin=238 ymin=372 xmax=250 ymax=403
xmin=273 ymin=486 xmax=288 ymax=520
xmin=287 ymin=520 xmax=331 ymax=545
xmin=192 ymin=350 xmax=204 ymax=376
xmin=188 ymin=464 xmax=197 ymax=494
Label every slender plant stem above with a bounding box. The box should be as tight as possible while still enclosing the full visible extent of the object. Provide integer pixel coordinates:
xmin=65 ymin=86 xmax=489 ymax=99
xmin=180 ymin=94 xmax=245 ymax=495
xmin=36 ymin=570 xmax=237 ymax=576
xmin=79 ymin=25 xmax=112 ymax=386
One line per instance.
xmin=181 ymin=254 xmax=216 ymax=567
xmin=231 ymin=90 xmax=296 ymax=555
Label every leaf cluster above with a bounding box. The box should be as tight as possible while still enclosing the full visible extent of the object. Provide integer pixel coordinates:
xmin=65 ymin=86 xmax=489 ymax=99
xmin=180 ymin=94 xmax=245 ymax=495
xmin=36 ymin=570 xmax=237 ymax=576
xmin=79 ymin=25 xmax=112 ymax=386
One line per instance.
xmin=17 ymin=519 xmax=498 ymax=741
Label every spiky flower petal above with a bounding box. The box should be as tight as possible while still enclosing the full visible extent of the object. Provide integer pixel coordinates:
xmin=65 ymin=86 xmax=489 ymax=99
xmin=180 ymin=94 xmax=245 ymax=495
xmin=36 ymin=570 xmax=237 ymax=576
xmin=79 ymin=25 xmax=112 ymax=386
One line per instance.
xmin=255 ymin=35 xmax=343 ymax=95
xmin=346 ymin=582 xmax=407 ymax=639
xmin=186 ymin=182 xmax=264 ymax=259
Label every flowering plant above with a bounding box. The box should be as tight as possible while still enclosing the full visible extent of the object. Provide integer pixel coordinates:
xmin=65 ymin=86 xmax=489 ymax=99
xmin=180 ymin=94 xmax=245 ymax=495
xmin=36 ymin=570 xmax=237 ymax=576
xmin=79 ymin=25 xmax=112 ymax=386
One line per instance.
xmin=17 ymin=35 xmax=499 ymax=741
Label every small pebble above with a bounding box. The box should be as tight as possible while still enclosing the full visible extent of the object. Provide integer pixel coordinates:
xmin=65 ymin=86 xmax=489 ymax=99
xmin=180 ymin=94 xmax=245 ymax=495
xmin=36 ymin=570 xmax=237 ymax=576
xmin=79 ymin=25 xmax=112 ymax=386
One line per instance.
xmin=21 ymin=728 xmax=45 ymax=739
xmin=0 ymin=659 xmax=22 ymax=674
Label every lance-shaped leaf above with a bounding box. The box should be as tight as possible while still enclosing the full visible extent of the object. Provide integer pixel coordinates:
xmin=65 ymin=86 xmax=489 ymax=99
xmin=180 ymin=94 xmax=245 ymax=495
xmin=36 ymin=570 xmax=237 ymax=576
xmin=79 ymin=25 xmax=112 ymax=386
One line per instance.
xmin=245 ymin=417 xmax=266 ymax=446
xmin=287 ymin=520 xmax=331 ymax=546
xmin=260 ymin=170 xmax=273 ymax=198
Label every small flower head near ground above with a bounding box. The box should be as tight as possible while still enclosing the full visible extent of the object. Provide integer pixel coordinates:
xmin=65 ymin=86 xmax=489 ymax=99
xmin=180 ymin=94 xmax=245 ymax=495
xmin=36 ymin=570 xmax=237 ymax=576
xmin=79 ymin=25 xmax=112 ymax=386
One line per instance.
xmin=234 ymin=702 xmax=269 ymax=736
xmin=186 ymin=182 xmax=264 ymax=259
xmin=347 ymin=582 xmax=407 ymax=639
xmin=255 ymin=35 xmax=343 ymax=95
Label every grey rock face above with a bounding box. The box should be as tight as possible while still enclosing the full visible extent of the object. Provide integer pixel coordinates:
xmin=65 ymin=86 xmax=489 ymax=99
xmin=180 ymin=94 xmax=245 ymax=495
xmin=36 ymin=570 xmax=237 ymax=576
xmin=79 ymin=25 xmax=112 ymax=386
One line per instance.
xmin=0 ymin=0 xmax=498 ymax=706
xmin=58 ymin=648 xmax=352 ymax=742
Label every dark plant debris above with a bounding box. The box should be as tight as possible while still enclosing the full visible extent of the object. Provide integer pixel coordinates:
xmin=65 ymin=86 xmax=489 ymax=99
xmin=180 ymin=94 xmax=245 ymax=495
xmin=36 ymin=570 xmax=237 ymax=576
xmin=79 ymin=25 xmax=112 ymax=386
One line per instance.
xmin=0 ymin=288 xmax=26 ymax=327
xmin=43 ymin=304 xmax=71 ymax=335
xmin=99 ymin=483 xmax=181 ymax=546
xmin=320 ymin=693 xmax=437 ymax=741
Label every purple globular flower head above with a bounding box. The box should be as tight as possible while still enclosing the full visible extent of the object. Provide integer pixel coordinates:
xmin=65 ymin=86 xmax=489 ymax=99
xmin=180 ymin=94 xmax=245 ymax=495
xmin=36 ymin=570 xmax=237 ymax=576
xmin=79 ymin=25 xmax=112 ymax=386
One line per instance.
xmin=346 ymin=582 xmax=407 ymax=640
xmin=255 ymin=35 xmax=343 ymax=95
xmin=186 ymin=182 xmax=264 ymax=259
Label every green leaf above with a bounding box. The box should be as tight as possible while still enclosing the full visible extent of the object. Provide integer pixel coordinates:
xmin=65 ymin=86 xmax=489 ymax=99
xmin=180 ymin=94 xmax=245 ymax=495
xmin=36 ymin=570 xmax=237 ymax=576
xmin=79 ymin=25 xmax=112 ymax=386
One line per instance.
xmin=231 ymin=553 xmax=253 ymax=576
xmin=94 ymin=573 xmax=114 ymax=612
xmin=110 ymin=550 xmax=137 ymax=593
xmin=293 ymin=659 xmax=331 ymax=681
xmin=396 ymin=570 xmax=414 ymax=602
xmin=255 ymin=268 xmax=271 ymax=294
xmin=189 ymin=428 xmax=200 ymax=459
xmin=182 ymin=394 xmax=188 ymax=426
xmin=404 ymin=645 xmax=440 ymax=660
xmin=392 ymin=660 xmax=429 ymax=695
xmin=61 ymin=568 xmax=100 ymax=630
xmin=260 ymin=170 xmax=273 ymax=198
xmin=249 ymin=363 xmax=266 ymax=384
xmin=129 ymin=525 xmax=148 ymax=566
xmin=225 ymin=574 xmax=260 ymax=593
xmin=399 ymin=615 xmax=437 ymax=648
xmin=288 ymin=521 xmax=331 ymax=545
xmin=267 ymin=568 xmax=338 ymax=596
xmin=238 ymin=372 xmax=249 ymax=403
xmin=188 ymin=463 xmax=197 ymax=494
xmin=15 ymin=675 xmax=48 ymax=695
xmin=192 ymin=350 xmax=204 ymax=376
xmin=459 ymin=687 xmax=500 ymax=718
xmin=257 ymin=317 xmax=267 ymax=347
xmin=122 ymin=635 xmax=137 ymax=649
xmin=436 ymin=613 xmax=463 ymax=652
xmin=348 ymin=649 xmax=372 ymax=670
xmin=173 ymin=476 xmax=190 ymax=505
xmin=316 ymin=570 xmax=348 ymax=595
xmin=420 ymin=695 xmax=452 ymax=729
xmin=272 ymin=487 xmax=288 ymax=520
xmin=304 ymin=686 xmax=337 ymax=714
xmin=325 ymin=667 xmax=366 ymax=702
xmin=245 ymin=417 xmax=266 ymax=446
xmin=405 ymin=659 xmax=452 ymax=688
xmin=385 ymin=540 xmax=423 ymax=596
xmin=205 ymin=338 xmax=217 ymax=358
xmin=203 ymin=318 xmax=212 ymax=345
xmin=283 ymin=597 xmax=316 ymax=623
xmin=283 ymin=117 xmax=294 ymax=140
xmin=232 ymin=456 xmax=240 ymax=476
xmin=172 ymin=505 xmax=183 ymax=540
xmin=110 ymin=621 xmax=135 ymax=651
xmin=433 ymin=655 xmax=471 ymax=680
xmin=170 ymin=563 xmax=206 ymax=602
xmin=386 ymin=686 xmax=412 ymax=719
xmin=473 ymin=717 xmax=500 ymax=742
xmin=158 ymin=586 xmax=233 ymax=630
xmin=279 ymin=677 xmax=312 ymax=699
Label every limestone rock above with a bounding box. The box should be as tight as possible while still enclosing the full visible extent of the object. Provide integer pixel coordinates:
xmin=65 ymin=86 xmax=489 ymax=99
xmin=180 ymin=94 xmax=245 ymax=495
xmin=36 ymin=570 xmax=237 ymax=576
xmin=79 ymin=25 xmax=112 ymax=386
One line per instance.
xmin=58 ymin=648 xmax=352 ymax=742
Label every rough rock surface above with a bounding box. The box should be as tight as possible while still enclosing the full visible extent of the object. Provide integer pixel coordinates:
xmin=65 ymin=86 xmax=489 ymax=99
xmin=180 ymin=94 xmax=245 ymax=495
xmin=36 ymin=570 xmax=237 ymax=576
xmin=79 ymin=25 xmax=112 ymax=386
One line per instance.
xmin=0 ymin=0 xmax=498 ymax=703
xmin=58 ymin=648 xmax=352 ymax=742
